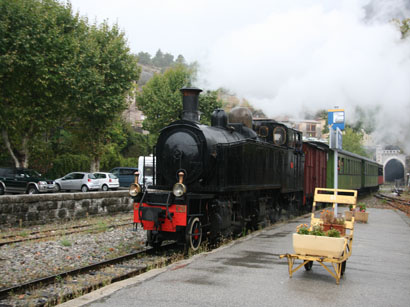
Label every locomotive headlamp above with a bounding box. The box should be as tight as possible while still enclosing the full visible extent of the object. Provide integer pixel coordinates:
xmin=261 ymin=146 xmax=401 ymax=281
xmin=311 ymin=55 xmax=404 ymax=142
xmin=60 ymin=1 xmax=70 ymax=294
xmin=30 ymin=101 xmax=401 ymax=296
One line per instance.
xmin=129 ymin=171 xmax=142 ymax=196
xmin=129 ymin=183 xmax=141 ymax=197
xmin=173 ymin=171 xmax=186 ymax=197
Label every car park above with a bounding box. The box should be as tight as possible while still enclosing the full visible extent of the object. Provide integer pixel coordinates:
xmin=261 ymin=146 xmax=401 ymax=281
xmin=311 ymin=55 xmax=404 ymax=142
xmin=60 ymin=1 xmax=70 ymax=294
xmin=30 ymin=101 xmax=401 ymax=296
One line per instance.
xmin=54 ymin=172 xmax=100 ymax=192
xmin=0 ymin=167 xmax=55 ymax=195
xmin=93 ymin=172 xmax=119 ymax=191
xmin=109 ymin=167 xmax=138 ymax=187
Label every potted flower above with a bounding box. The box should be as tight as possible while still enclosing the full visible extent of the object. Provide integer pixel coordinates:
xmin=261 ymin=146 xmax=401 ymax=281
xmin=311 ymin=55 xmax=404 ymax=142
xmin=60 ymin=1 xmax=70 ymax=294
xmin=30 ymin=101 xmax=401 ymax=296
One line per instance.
xmin=320 ymin=210 xmax=346 ymax=236
xmin=355 ymin=203 xmax=368 ymax=223
xmin=293 ymin=225 xmax=346 ymax=258
xmin=345 ymin=205 xmax=354 ymax=221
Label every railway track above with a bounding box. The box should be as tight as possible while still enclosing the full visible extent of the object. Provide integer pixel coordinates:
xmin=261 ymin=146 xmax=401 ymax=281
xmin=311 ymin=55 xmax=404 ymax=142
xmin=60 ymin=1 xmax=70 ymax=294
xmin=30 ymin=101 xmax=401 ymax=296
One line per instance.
xmin=0 ymin=209 xmax=314 ymax=306
xmin=0 ymin=242 xmax=179 ymax=306
xmin=0 ymin=220 xmax=133 ymax=246
xmin=375 ymin=193 xmax=410 ymax=215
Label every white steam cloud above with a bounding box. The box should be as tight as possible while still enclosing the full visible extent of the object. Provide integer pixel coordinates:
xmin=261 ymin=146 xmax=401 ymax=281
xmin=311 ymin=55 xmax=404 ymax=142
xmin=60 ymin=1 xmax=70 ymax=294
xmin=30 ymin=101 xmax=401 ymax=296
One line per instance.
xmin=199 ymin=0 xmax=410 ymax=152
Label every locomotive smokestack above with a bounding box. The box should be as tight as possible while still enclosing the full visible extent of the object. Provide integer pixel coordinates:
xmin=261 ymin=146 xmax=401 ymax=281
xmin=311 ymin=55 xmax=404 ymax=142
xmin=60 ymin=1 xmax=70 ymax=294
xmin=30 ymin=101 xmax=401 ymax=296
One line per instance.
xmin=180 ymin=87 xmax=202 ymax=122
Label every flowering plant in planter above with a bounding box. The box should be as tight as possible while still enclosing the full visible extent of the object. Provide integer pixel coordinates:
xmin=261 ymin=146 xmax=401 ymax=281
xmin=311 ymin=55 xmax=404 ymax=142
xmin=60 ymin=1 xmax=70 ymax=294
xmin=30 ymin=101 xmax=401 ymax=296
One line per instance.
xmin=320 ymin=210 xmax=346 ymax=235
xmin=296 ymin=224 xmax=310 ymax=235
xmin=296 ymin=224 xmax=341 ymax=237
xmin=326 ymin=228 xmax=341 ymax=238
xmin=355 ymin=203 xmax=369 ymax=222
xmin=320 ymin=210 xmax=334 ymax=224
xmin=358 ymin=203 xmax=366 ymax=212
xmin=293 ymin=225 xmax=345 ymax=258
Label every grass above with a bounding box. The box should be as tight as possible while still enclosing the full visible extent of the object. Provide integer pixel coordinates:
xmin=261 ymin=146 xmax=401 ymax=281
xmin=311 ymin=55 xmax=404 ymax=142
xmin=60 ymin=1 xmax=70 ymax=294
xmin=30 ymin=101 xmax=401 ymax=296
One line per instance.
xmin=60 ymin=237 xmax=72 ymax=247
xmin=18 ymin=230 xmax=29 ymax=238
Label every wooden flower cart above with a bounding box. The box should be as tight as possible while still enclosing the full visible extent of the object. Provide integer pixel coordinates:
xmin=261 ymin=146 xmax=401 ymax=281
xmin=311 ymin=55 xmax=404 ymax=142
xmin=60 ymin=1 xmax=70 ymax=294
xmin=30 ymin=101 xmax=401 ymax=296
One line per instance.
xmin=280 ymin=188 xmax=357 ymax=284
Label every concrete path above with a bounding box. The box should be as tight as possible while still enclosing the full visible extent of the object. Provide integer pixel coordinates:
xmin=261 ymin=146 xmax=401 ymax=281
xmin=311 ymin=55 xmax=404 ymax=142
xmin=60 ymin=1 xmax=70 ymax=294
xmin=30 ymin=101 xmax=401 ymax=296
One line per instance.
xmin=60 ymin=208 xmax=410 ymax=307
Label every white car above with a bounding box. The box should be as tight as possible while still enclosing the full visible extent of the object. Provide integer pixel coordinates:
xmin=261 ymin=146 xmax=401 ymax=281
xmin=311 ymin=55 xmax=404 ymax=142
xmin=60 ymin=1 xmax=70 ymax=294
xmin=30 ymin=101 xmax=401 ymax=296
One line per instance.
xmin=54 ymin=172 xmax=100 ymax=192
xmin=93 ymin=172 xmax=120 ymax=191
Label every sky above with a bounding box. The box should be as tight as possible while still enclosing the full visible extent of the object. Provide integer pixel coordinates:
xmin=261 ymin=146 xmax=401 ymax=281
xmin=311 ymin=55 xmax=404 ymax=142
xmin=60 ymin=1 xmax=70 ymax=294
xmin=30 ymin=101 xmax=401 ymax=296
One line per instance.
xmin=68 ymin=0 xmax=410 ymax=150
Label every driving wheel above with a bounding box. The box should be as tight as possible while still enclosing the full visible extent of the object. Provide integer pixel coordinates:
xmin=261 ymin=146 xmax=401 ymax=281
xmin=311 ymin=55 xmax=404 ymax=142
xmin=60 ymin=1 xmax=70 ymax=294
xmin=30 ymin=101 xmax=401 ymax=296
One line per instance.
xmin=186 ymin=217 xmax=202 ymax=251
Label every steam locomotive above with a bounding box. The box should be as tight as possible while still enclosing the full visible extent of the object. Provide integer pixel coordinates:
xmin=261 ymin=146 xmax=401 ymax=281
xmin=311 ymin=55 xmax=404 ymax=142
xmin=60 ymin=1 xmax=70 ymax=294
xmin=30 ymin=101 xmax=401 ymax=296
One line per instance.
xmin=130 ymin=87 xmax=382 ymax=250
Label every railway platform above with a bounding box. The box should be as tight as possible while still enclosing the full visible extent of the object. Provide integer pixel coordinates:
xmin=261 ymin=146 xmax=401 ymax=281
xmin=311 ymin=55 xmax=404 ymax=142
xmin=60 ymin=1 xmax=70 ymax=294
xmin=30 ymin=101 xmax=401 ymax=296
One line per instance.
xmin=60 ymin=207 xmax=410 ymax=307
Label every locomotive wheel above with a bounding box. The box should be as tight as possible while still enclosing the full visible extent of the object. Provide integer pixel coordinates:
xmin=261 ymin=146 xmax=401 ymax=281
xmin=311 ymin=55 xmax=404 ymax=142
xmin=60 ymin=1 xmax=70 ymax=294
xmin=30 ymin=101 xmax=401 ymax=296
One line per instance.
xmin=186 ymin=217 xmax=202 ymax=251
xmin=147 ymin=230 xmax=162 ymax=249
xmin=304 ymin=261 xmax=313 ymax=271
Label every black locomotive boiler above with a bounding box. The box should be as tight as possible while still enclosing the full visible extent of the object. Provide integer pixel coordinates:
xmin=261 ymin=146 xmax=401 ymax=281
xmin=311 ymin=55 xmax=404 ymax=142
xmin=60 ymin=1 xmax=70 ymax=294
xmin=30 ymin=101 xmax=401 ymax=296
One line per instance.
xmin=131 ymin=87 xmax=305 ymax=250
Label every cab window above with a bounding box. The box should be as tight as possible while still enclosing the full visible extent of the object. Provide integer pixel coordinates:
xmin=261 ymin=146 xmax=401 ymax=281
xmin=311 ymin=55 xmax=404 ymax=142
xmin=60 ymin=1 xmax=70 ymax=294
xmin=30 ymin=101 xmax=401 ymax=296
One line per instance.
xmin=273 ymin=127 xmax=286 ymax=146
xmin=258 ymin=126 xmax=269 ymax=137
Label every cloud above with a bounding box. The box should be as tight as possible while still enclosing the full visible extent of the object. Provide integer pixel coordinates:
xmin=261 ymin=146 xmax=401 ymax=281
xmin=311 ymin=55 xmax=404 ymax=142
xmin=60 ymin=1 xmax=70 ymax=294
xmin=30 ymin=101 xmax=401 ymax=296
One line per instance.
xmin=199 ymin=0 xmax=410 ymax=152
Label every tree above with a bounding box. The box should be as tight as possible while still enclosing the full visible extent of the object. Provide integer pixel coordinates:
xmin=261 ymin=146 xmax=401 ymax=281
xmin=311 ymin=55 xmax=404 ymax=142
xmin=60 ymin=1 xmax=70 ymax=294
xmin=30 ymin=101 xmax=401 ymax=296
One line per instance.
xmin=175 ymin=54 xmax=186 ymax=65
xmin=152 ymin=49 xmax=164 ymax=67
xmin=395 ymin=18 xmax=410 ymax=39
xmin=73 ymin=22 xmax=140 ymax=172
xmin=137 ymin=51 xmax=151 ymax=65
xmin=0 ymin=0 xmax=85 ymax=167
xmin=136 ymin=64 xmax=222 ymax=134
xmin=341 ymin=127 xmax=368 ymax=157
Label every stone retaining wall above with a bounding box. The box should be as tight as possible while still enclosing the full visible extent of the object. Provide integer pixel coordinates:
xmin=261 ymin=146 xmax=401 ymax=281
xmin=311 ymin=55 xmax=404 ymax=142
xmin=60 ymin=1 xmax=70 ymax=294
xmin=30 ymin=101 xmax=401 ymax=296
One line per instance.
xmin=0 ymin=191 xmax=133 ymax=228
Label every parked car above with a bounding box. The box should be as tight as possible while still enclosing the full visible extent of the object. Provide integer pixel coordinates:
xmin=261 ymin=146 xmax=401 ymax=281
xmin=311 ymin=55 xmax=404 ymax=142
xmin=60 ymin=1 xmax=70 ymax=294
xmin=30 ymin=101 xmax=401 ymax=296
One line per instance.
xmin=0 ymin=167 xmax=55 ymax=195
xmin=109 ymin=167 xmax=138 ymax=187
xmin=54 ymin=172 xmax=100 ymax=192
xmin=93 ymin=172 xmax=119 ymax=191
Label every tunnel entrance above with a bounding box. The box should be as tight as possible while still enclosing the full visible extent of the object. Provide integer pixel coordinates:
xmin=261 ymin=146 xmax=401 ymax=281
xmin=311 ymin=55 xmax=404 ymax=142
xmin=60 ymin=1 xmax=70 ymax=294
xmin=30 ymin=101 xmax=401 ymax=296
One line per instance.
xmin=384 ymin=159 xmax=404 ymax=182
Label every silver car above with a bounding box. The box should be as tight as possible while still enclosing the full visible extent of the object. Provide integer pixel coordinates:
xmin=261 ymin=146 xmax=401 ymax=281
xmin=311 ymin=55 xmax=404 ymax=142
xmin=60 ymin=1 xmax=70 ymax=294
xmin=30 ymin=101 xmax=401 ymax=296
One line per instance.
xmin=54 ymin=172 xmax=100 ymax=192
xmin=93 ymin=172 xmax=120 ymax=191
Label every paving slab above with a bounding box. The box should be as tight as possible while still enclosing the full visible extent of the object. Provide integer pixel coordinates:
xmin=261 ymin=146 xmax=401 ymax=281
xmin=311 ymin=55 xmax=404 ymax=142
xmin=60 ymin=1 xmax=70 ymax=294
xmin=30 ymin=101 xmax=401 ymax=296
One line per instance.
xmin=60 ymin=208 xmax=410 ymax=307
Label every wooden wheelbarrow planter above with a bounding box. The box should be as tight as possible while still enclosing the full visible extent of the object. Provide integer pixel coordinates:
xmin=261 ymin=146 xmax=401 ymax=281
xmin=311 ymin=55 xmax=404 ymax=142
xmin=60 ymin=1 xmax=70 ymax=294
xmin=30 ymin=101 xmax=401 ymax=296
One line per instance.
xmin=280 ymin=188 xmax=357 ymax=284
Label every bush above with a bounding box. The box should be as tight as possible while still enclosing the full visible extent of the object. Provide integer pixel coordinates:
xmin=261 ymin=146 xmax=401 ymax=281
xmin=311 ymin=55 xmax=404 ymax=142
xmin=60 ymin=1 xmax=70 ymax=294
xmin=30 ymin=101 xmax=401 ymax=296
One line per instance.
xmin=99 ymin=149 xmax=138 ymax=171
xmin=47 ymin=153 xmax=90 ymax=179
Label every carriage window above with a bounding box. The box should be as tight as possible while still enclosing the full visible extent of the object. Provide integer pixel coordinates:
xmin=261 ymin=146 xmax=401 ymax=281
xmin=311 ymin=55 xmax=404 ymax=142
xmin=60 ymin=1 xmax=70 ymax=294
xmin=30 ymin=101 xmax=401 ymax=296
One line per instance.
xmin=273 ymin=127 xmax=286 ymax=146
xmin=338 ymin=157 xmax=344 ymax=174
xmin=259 ymin=126 xmax=269 ymax=137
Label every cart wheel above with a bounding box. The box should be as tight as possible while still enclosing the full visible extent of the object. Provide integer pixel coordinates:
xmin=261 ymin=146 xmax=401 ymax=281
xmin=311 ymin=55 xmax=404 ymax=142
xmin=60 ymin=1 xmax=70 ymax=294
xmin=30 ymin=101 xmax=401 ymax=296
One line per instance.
xmin=304 ymin=261 xmax=313 ymax=271
xmin=341 ymin=261 xmax=346 ymax=276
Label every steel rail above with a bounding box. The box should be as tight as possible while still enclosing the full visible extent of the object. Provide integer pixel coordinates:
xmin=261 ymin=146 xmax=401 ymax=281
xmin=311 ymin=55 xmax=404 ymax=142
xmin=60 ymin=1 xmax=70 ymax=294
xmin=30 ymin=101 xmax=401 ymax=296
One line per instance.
xmin=0 ymin=242 xmax=176 ymax=299
xmin=0 ymin=221 xmax=133 ymax=247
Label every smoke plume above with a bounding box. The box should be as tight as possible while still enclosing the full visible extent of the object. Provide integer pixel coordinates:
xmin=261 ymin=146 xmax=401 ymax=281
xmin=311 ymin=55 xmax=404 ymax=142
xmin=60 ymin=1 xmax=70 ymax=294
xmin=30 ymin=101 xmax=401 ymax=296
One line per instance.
xmin=199 ymin=0 xmax=410 ymax=153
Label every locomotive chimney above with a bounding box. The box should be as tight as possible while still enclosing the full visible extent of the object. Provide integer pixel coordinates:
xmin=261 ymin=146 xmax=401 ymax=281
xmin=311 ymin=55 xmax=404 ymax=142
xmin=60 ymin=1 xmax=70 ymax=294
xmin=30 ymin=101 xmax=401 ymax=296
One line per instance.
xmin=180 ymin=87 xmax=202 ymax=122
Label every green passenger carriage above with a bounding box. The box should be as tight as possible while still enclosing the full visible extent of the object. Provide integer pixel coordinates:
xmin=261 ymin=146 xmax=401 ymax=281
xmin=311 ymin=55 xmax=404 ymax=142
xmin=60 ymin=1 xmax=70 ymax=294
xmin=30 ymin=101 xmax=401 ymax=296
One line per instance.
xmin=326 ymin=149 xmax=381 ymax=192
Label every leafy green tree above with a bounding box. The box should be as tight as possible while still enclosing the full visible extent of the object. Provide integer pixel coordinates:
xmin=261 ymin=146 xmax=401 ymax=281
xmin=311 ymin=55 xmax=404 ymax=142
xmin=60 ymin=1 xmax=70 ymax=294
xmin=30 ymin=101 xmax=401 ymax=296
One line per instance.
xmin=0 ymin=0 xmax=85 ymax=167
xmin=175 ymin=54 xmax=186 ymax=65
xmin=341 ymin=127 xmax=368 ymax=157
xmin=73 ymin=22 xmax=140 ymax=171
xmin=162 ymin=53 xmax=174 ymax=67
xmin=152 ymin=49 xmax=164 ymax=67
xmin=136 ymin=64 xmax=222 ymax=134
xmin=198 ymin=90 xmax=223 ymax=125
xmin=137 ymin=51 xmax=151 ymax=65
